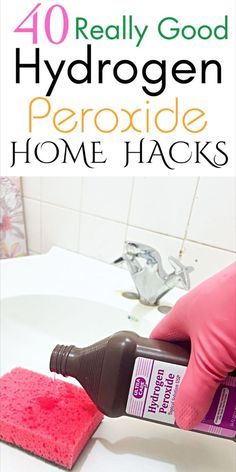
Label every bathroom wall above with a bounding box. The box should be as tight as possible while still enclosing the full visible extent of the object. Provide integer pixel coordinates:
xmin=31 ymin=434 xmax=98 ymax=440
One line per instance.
xmin=22 ymin=177 xmax=236 ymax=286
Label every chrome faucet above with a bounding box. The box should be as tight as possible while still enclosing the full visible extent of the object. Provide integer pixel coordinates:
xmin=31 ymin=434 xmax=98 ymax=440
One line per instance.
xmin=123 ymin=241 xmax=194 ymax=305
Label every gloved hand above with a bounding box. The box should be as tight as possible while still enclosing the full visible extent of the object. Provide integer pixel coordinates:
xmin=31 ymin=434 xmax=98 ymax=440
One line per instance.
xmin=150 ymin=262 xmax=236 ymax=430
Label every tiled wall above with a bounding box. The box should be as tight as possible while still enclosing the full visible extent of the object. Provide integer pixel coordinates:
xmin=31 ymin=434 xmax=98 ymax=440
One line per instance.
xmin=22 ymin=177 xmax=236 ymax=286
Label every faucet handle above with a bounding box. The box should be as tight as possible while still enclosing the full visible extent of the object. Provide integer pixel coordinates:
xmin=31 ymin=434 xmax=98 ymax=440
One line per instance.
xmin=168 ymin=256 xmax=194 ymax=290
xmin=124 ymin=241 xmax=165 ymax=273
xmin=125 ymin=241 xmax=159 ymax=259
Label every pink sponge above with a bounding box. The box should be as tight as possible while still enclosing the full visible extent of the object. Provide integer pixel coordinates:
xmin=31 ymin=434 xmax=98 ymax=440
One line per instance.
xmin=0 ymin=368 xmax=103 ymax=469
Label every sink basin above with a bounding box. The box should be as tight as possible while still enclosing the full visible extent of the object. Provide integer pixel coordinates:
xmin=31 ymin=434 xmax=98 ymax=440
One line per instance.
xmin=1 ymin=295 xmax=149 ymax=376
xmin=0 ymin=248 xmax=235 ymax=472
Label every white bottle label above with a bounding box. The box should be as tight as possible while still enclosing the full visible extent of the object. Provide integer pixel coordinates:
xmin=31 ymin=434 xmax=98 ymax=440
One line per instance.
xmin=126 ymin=356 xmax=236 ymax=438
xmin=126 ymin=357 xmax=186 ymax=424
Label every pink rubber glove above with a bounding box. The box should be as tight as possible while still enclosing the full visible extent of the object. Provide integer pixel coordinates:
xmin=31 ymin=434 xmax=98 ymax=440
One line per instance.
xmin=150 ymin=262 xmax=236 ymax=430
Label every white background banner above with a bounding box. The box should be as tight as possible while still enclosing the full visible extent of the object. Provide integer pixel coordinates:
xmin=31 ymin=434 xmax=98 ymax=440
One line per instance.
xmin=1 ymin=0 xmax=235 ymax=176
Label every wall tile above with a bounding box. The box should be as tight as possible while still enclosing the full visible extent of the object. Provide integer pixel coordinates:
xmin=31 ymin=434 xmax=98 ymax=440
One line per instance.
xmin=23 ymin=198 xmax=41 ymax=253
xmin=82 ymin=177 xmax=133 ymax=222
xmin=22 ymin=176 xmax=235 ymax=288
xmin=126 ymin=226 xmax=183 ymax=273
xmin=180 ymin=240 xmax=235 ymax=286
xmin=41 ymin=177 xmax=82 ymax=211
xmin=129 ymin=177 xmax=198 ymax=238
xmin=79 ymin=213 xmax=126 ymax=262
xmin=187 ymin=177 xmax=236 ymax=252
xmin=22 ymin=177 xmax=41 ymax=200
xmin=41 ymin=203 xmax=79 ymax=253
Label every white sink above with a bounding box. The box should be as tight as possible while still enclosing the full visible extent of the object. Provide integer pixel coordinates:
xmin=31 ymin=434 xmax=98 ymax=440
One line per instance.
xmin=0 ymin=248 xmax=235 ymax=472
xmin=1 ymin=295 xmax=152 ymax=376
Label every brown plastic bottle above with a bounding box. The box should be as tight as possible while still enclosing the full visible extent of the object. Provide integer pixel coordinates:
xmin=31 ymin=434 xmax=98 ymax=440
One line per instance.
xmin=50 ymin=330 xmax=236 ymax=440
